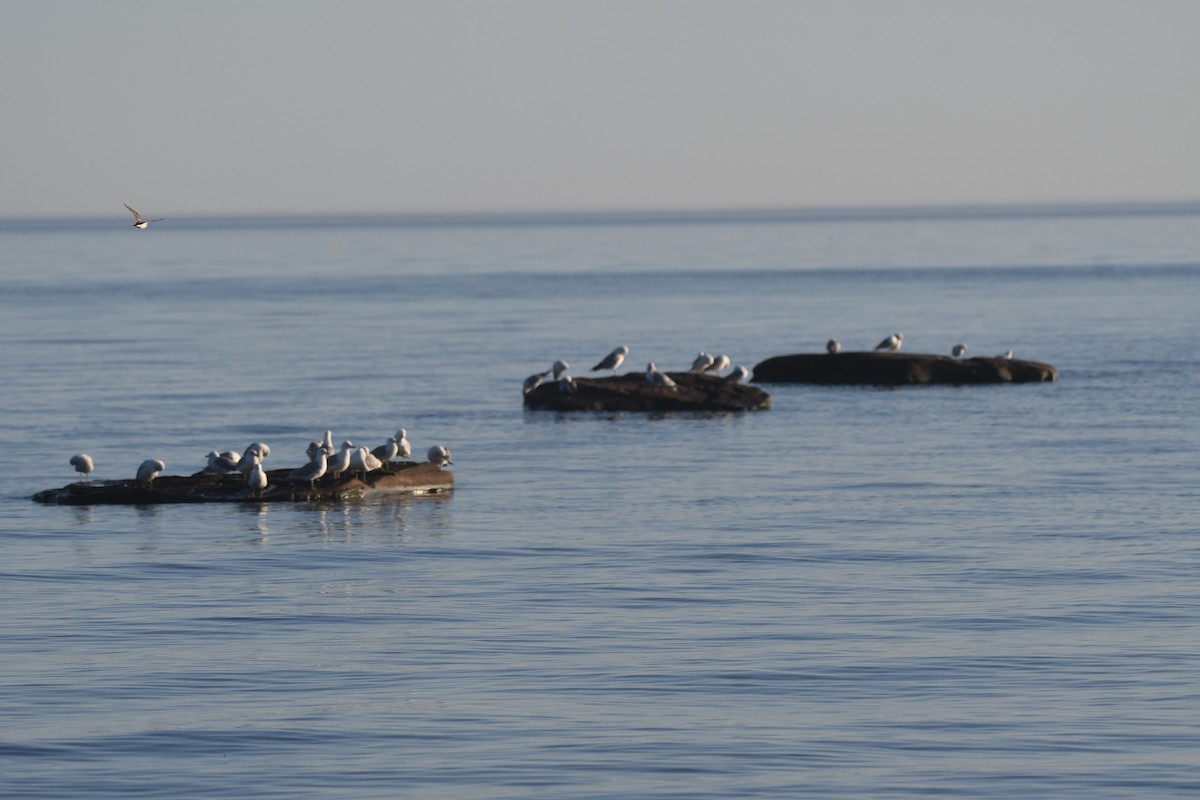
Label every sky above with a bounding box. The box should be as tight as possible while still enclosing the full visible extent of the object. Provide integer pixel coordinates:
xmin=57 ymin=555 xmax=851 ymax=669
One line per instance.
xmin=2 ymin=0 xmax=1199 ymax=218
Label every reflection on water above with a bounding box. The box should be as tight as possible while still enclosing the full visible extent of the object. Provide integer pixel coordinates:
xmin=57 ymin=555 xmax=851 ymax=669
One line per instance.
xmin=233 ymin=494 xmax=454 ymax=545
xmin=253 ymin=504 xmax=270 ymax=538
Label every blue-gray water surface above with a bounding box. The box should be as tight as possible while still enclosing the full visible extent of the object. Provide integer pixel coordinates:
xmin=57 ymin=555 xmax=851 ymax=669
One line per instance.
xmin=2 ymin=206 xmax=1199 ymax=798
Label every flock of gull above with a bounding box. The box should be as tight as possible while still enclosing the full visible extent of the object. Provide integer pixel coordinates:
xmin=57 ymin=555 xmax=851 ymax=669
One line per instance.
xmin=523 ymin=345 xmax=752 ymax=396
xmin=523 ymin=337 xmax=1013 ymax=398
xmin=825 ymin=332 xmax=1013 ymax=360
xmin=69 ymin=333 xmax=1015 ymax=489
xmin=68 ymin=428 xmax=453 ymax=495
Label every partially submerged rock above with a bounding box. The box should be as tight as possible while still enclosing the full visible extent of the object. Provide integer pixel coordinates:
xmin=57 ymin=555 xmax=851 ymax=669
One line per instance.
xmin=752 ymin=352 xmax=1058 ymax=386
xmin=524 ymin=372 xmax=771 ymax=412
xmin=32 ymin=461 xmax=452 ymax=506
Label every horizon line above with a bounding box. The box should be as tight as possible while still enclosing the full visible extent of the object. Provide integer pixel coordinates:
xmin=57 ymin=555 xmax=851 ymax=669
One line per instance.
xmin=4 ymin=198 xmax=1200 ymax=228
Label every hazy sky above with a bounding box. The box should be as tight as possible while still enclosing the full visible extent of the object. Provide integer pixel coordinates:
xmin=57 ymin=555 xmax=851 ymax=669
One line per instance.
xmin=3 ymin=1 xmax=1198 ymax=217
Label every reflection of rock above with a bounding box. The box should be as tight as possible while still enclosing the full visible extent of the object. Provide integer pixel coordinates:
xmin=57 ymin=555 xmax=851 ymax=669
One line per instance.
xmin=32 ymin=461 xmax=453 ymax=505
xmin=752 ymin=352 xmax=1058 ymax=386
xmin=523 ymin=372 xmax=771 ymax=412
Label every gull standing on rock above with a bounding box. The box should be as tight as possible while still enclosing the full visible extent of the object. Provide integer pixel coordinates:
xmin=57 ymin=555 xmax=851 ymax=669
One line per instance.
xmin=707 ymin=354 xmax=730 ymax=375
xmin=239 ymin=442 xmax=270 ymax=474
xmin=395 ymin=429 xmax=412 ymax=462
xmin=645 ymin=362 xmax=677 ymax=389
xmin=427 ymin=445 xmax=453 ymax=467
xmin=591 ymin=345 xmax=629 ymax=375
xmin=372 ymin=435 xmax=400 ymax=463
xmin=827 ymin=339 xmax=841 ymax=354
xmin=243 ymin=442 xmax=270 ymax=460
xmin=137 ymin=459 xmax=165 ymax=486
xmin=351 ymin=446 xmax=383 ymax=480
xmin=70 ymin=453 xmax=94 ymax=481
xmin=952 ymin=343 xmax=969 ymax=359
xmin=204 ymin=451 xmax=240 ymax=474
xmin=997 ymin=350 xmax=1014 ymax=360
xmin=321 ymin=430 xmax=335 ymax=457
xmin=689 ymin=352 xmax=714 ymax=373
xmin=289 ymin=449 xmax=328 ymax=489
xmin=123 ymin=203 xmax=163 ymax=229
xmin=247 ymin=455 xmax=268 ymax=497
xmin=328 ymin=441 xmax=355 ymax=480
xmin=874 ymin=332 xmax=903 ymax=352
xmin=725 ymin=365 xmax=751 ymax=384
xmin=523 ymin=370 xmax=551 ymax=395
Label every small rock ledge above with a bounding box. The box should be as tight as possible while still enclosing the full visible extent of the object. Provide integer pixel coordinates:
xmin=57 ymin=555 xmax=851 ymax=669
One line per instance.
xmin=32 ymin=461 xmax=453 ymax=505
xmin=524 ymin=372 xmax=771 ymax=412
xmin=751 ymin=352 xmax=1058 ymax=386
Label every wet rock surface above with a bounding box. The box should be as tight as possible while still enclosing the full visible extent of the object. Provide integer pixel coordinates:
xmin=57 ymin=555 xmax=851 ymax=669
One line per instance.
xmin=32 ymin=461 xmax=453 ymax=505
xmin=751 ymin=352 xmax=1058 ymax=386
xmin=523 ymin=372 xmax=771 ymax=412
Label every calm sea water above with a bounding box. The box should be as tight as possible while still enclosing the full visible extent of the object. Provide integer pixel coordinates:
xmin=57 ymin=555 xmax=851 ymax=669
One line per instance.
xmin=2 ymin=206 xmax=1199 ymax=798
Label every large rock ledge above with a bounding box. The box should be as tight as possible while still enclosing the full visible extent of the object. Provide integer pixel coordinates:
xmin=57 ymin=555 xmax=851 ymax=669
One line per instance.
xmin=32 ymin=461 xmax=452 ymax=506
xmin=524 ymin=372 xmax=771 ymax=412
xmin=752 ymin=352 xmax=1058 ymax=386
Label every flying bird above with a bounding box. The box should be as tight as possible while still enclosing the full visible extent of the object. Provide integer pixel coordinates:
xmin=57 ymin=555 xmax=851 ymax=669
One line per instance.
xmin=874 ymin=332 xmax=903 ymax=352
xmin=123 ymin=203 xmax=163 ymax=229
xmin=591 ymin=345 xmax=629 ymax=375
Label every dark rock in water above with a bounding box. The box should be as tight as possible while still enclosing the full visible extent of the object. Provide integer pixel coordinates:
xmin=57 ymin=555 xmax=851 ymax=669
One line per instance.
xmin=32 ymin=461 xmax=452 ymax=506
xmin=523 ymin=372 xmax=771 ymax=412
xmin=751 ymin=352 xmax=1058 ymax=386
